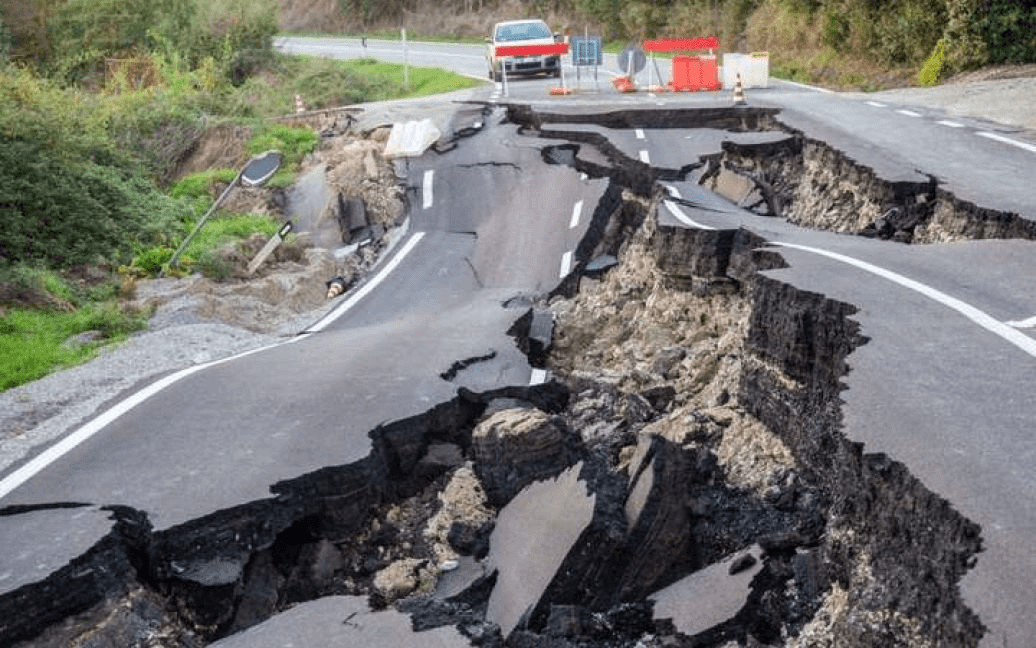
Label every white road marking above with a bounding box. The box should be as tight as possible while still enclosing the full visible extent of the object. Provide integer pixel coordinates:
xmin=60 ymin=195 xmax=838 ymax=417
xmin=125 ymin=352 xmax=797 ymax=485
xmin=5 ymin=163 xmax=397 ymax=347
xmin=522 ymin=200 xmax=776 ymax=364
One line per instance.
xmin=664 ymin=200 xmax=714 ymax=230
xmin=977 ymin=131 xmax=1036 ymax=154
xmin=635 ymin=128 xmax=645 ymax=139
xmin=529 ymin=368 xmax=548 ymax=385
xmin=639 ymin=149 xmax=651 ymax=164
xmin=775 ymin=242 xmax=1036 ymax=359
xmin=559 ymin=250 xmax=574 ymax=278
xmin=938 ymin=120 xmax=964 ymax=128
xmin=308 ymin=231 xmax=426 ymax=334
xmin=776 ymin=78 xmax=836 ymax=94
xmin=422 ymin=170 xmax=434 ymax=209
xmin=570 ymin=200 xmax=583 ymax=229
xmin=579 ymin=173 xmax=588 ymax=182
xmin=896 ymin=109 xmax=922 ymax=117
xmin=665 ymin=185 xmax=682 ymax=199
xmin=866 ymin=101 xmax=887 ymax=108
xmin=1006 ymin=316 xmax=1036 ymax=329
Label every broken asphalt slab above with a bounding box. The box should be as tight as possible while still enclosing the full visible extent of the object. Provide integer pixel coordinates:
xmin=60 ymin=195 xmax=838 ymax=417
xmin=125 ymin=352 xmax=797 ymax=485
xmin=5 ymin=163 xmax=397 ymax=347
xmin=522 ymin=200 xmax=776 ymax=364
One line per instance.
xmin=209 ymin=595 xmax=470 ymax=648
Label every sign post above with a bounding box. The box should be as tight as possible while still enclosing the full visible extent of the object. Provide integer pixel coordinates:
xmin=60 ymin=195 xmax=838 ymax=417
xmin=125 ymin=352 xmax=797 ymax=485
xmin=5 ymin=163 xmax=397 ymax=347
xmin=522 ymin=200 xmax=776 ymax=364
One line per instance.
xmin=247 ymin=221 xmax=294 ymax=275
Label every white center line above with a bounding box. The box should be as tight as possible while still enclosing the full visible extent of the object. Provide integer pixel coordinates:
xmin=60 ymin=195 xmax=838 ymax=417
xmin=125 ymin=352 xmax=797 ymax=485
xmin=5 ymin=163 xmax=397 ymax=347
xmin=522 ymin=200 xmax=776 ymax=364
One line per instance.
xmin=1006 ymin=316 xmax=1036 ymax=329
xmin=639 ymin=149 xmax=651 ymax=164
xmin=570 ymin=200 xmax=583 ymax=229
xmin=635 ymin=128 xmax=646 ymax=139
xmin=866 ymin=101 xmax=887 ymax=108
xmin=938 ymin=120 xmax=964 ymax=128
xmin=775 ymin=242 xmax=1036 ymax=358
xmin=422 ymin=170 xmax=434 ymax=210
xmin=977 ymin=131 xmax=1036 ymax=154
xmin=559 ymin=250 xmax=574 ymax=278
xmin=896 ymin=109 xmax=922 ymax=117
xmin=664 ymin=200 xmax=714 ymax=230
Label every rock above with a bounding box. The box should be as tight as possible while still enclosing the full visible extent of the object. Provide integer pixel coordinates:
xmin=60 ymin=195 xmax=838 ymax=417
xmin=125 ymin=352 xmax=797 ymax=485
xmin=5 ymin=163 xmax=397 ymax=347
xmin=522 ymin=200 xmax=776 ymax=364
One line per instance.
xmin=471 ymin=409 xmax=571 ymax=507
xmin=372 ymin=558 xmax=425 ymax=602
xmin=423 ymin=465 xmax=494 ymax=562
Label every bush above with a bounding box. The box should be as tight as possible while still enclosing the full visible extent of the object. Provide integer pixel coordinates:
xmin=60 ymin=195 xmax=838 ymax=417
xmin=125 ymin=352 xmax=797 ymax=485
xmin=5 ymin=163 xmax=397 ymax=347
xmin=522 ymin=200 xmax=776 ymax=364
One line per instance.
xmin=982 ymin=0 xmax=1036 ymax=64
xmin=918 ymin=37 xmax=946 ymax=85
xmin=0 ymin=137 xmax=185 ymax=268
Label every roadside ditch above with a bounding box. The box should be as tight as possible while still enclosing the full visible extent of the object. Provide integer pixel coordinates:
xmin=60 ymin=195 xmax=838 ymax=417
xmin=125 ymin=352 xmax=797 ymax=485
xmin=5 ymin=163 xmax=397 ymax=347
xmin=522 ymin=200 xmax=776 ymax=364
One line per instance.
xmin=0 ymin=104 xmax=1006 ymax=647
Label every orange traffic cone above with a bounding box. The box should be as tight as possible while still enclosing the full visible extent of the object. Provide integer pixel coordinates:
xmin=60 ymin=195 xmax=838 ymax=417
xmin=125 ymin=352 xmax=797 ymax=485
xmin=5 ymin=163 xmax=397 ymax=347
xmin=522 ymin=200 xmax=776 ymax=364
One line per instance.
xmin=732 ymin=74 xmax=746 ymax=105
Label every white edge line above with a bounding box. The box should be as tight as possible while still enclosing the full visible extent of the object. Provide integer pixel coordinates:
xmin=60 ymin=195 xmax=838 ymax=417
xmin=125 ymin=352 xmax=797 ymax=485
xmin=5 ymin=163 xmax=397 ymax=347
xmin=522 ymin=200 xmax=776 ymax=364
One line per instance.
xmin=896 ymin=109 xmax=922 ymax=117
xmin=529 ymin=368 xmax=548 ymax=385
xmin=976 ymin=131 xmax=1036 ymax=154
xmin=569 ymin=200 xmax=583 ymax=229
xmin=776 ymin=78 xmax=836 ymax=94
xmin=866 ymin=101 xmax=886 ymax=108
xmin=665 ymin=184 xmax=683 ymax=199
xmin=1006 ymin=316 xmax=1036 ymax=329
xmin=775 ymin=242 xmax=1036 ymax=358
xmin=664 ymin=200 xmax=714 ymax=230
xmin=308 ymin=232 xmax=426 ymax=334
xmin=0 ymin=344 xmax=273 ymax=500
xmin=559 ymin=250 xmax=574 ymax=278
xmin=422 ymin=169 xmax=434 ymax=210
xmin=0 ymin=231 xmax=429 ymax=499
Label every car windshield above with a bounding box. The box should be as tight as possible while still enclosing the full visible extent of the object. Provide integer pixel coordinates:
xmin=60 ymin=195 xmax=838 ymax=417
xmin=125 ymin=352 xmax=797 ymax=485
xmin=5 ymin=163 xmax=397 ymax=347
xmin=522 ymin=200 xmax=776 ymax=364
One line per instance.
xmin=495 ymin=22 xmax=551 ymax=42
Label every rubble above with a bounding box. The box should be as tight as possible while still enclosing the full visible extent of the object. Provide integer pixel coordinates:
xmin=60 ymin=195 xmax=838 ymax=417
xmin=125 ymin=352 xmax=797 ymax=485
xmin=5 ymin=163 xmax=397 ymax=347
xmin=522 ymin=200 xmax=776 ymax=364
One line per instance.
xmin=0 ymin=105 xmax=991 ymax=648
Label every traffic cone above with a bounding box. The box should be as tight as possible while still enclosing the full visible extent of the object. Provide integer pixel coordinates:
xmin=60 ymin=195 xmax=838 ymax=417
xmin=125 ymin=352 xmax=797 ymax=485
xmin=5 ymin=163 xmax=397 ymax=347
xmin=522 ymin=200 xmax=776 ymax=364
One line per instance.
xmin=732 ymin=74 xmax=746 ymax=105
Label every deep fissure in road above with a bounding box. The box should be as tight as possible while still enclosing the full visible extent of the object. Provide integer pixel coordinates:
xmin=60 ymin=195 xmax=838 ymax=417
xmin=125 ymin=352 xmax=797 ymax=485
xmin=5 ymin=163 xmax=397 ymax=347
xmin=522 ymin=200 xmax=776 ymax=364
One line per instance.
xmin=0 ymin=106 xmax=996 ymax=647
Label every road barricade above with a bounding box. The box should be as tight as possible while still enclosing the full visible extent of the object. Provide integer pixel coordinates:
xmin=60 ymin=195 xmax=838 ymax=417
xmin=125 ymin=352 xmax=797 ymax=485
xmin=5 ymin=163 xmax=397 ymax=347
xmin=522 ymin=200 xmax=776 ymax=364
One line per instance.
xmin=493 ymin=42 xmax=571 ymax=96
xmin=642 ymin=37 xmax=721 ymax=92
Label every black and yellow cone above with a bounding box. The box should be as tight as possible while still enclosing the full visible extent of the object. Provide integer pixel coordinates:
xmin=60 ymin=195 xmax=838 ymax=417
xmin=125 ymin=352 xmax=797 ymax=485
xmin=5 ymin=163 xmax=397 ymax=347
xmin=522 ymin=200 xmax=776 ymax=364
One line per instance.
xmin=733 ymin=73 xmax=747 ymax=105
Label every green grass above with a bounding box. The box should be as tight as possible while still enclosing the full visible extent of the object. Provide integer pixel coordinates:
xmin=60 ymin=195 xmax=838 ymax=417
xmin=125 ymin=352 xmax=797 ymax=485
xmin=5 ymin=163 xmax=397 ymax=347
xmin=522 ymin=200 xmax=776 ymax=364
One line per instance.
xmin=0 ymin=302 xmax=148 ymax=392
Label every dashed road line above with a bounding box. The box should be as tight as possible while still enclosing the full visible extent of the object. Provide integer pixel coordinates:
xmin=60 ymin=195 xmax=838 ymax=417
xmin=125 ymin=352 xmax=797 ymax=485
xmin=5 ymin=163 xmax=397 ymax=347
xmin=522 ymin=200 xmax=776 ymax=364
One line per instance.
xmin=559 ymin=250 xmax=574 ymax=278
xmin=422 ymin=170 xmax=434 ymax=209
xmin=635 ymin=128 xmax=645 ymax=139
xmin=570 ymin=200 xmax=583 ymax=229
xmin=866 ymin=101 xmax=887 ymax=108
xmin=1006 ymin=316 xmax=1036 ymax=329
xmin=977 ymin=131 xmax=1036 ymax=154
xmin=663 ymin=200 xmax=714 ymax=230
xmin=529 ymin=368 xmax=548 ymax=385
xmin=639 ymin=150 xmax=651 ymax=164
xmin=896 ymin=109 xmax=922 ymax=117
xmin=775 ymin=242 xmax=1036 ymax=359
xmin=938 ymin=120 xmax=964 ymax=128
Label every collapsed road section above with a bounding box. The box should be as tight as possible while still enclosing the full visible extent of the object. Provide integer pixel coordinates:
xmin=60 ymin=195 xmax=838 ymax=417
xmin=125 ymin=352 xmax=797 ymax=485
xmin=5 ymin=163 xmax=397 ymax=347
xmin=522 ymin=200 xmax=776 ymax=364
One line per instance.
xmin=5 ymin=102 xmax=1030 ymax=647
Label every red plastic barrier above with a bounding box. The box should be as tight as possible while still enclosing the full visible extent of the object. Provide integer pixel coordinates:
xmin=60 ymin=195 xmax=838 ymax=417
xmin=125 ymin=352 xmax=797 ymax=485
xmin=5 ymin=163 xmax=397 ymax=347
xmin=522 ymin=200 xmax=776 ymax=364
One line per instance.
xmin=670 ymin=55 xmax=721 ymax=92
xmin=643 ymin=37 xmax=719 ymax=53
xmin=494 ymin=43 xmax=569 ymax=57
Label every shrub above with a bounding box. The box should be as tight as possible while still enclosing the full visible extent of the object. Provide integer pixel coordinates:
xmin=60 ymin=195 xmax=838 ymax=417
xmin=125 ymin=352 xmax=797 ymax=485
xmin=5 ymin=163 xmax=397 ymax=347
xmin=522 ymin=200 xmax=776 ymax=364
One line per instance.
xmin=918 ymin=37 xmax=946 ymax=85
xmin=0 ymin=137 xmax=185 ymax=268
xmin=982 ymin=0 xmax=1036 ymax=64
